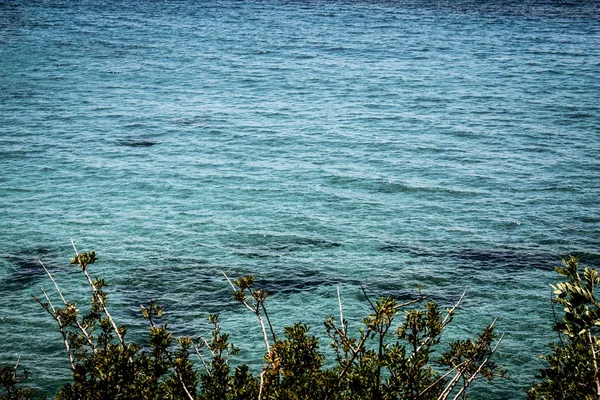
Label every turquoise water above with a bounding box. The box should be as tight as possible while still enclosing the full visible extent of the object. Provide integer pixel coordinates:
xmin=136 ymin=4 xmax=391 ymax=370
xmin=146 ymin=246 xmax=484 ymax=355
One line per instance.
xmin=1 ymin=0 xmax=599 ymax=397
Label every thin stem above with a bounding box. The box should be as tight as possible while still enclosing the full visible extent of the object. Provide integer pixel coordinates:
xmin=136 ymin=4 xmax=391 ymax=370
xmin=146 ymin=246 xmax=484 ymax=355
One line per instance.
xmin=397 ymin=296 xmax=427 ymax=309
xmin=588 ymin=330 xmax=600 ymax=398
xmin=233 ymin=273 xmax=277 ymax=343
xmin=324 ymin=326 xmax=373 ymax=400
xmin=199 ymin=336 xmax=215 ymax=357
xmin=223 ymin=272 xmax=237 ymax=291
xmin=257 ymin=293 xmax=277 ymax=343
xmin=255 ymin=308 xmax=271 ymax=355
xmin=438 ymin=367 xmax=465 ymax=400
xmin=81 ymin=266 xmax=124 ymax=345
xmin=438 ymin=323 xmax=503 ymax=400
xmin=244 ymin=280 xmax=277 ymax=343
xmin=223 ymin=272 xmax=271 ymax=354
xmin=70 ymin=238 xmax=79 ymax=256
xmin=329 ymin=324 xmax=358 ymax=354
xmin=72 ymin=239 xmax=124 ymax=344
xmin=192 ymin=342 xmax=210 ymax=375
xmin=420 ymin=360 xmax=469 ymax=396
xmin=451 ymin=333 xmax=504 ymax=400
xmin=258 ymin=369 xmax=266 ymax=400
xmin=38 ymin=260 xmax=67 ymax=305
xmin=411 ymin=288 xmax=467 ymax=363
xmin=38 ymin=259 xmax=96 ymax=351
xmin=36 ymin=289 xmax=76 ymax=372
xmin=337 ymin=285 xmax=345 ymax=335
xmin=360 ymin=285 xmax=377 ymax=313
xmin=177 ymin=374 xmax=195 ymax=400
xmin=442 ymin=287 xmax=468 ymax=327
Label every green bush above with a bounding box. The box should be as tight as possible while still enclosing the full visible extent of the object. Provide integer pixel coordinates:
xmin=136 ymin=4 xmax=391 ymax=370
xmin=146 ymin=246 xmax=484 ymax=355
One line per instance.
xmin=3 ymin=249 xmax=510 ymax=399
xmin=528 ymin=256 xmax=600 ymax=400
xmin=0 ymin=362 xmax=37 ymax=400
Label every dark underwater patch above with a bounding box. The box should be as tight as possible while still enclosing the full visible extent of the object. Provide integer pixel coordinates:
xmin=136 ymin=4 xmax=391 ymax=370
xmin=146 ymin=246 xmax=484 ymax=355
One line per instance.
xmin=2 ymin=246 xmax=56 ymax=289
xmin=10 ymin=258 xmax=44 ymax=280
xmin=117 ymin=139 xmax=159 ymax=147
xmin=379 ymin=243 xmax=558 ymax=271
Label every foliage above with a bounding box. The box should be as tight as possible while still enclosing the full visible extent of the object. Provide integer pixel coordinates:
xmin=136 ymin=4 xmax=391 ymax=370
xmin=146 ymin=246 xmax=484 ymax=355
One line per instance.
xmin=528 ymin=256 xmax=600 ymax=400
xmin=33 ymin=251 xmax=198 ymax=400
xmin=3 ymin=249 xmax=509 ymax=399
xmin=0 ymin=361 xmax=37 ymax=400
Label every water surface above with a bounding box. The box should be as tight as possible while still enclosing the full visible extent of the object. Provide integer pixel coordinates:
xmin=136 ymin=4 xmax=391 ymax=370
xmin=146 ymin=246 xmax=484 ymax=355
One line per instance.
xmin=1 ymin=0 xmax=599 ymax=397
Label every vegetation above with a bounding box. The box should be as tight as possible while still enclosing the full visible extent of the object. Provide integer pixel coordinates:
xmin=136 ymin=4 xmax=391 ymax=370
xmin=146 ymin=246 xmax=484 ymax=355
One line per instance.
xmin=1 ymin=249 xmax=598 ymax=399
xmin=0 ymin=360 xmax=36 ymax=400
xmin=528 ymin=256 xmax=600 ymax=399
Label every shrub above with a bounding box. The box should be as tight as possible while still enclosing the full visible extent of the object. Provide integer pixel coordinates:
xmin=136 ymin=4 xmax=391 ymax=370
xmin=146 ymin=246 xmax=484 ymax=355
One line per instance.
xmin=528 ymin=256 xmax=600 ymax=399
xmin=223 ymin=274 xmax=506 ymax=400
xmin=0 ymin=361 xmax=37 ymax=400
xmin=4 ymin=247 xmax=508 ymax=399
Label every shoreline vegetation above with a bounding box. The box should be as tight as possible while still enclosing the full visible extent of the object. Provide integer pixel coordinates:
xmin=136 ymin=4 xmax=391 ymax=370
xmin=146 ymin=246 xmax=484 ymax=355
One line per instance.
xmin=1 ymin=245 xmax=599 ymax=399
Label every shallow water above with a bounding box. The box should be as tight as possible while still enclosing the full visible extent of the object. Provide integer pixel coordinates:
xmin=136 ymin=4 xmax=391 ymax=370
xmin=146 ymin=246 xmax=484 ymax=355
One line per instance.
xmin=1 ymin=0 xmax=599 ymax=397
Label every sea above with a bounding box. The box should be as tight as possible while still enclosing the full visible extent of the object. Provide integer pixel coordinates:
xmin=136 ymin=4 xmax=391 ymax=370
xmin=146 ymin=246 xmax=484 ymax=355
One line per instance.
xmin=1 ymin=0 xmax=599 ymax=397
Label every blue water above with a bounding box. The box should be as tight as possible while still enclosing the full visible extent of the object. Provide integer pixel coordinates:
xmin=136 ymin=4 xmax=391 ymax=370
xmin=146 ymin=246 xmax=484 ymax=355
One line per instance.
xmin=1 ymin=0 xmax=599 ymax=397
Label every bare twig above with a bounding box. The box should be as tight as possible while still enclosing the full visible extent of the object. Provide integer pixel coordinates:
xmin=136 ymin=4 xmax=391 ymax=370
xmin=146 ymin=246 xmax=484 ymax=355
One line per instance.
xmin=329 ymin=323 xmax=358 ymax=354
xmin=588 ymin=330 xmax=600 ymax=398
xmin=70 ymin=238 xmax=79 ymax=256
xmin=14 ymin=355 xmax=21 ymax=371
xmin=234 ymin=273 xmax=277 ymax=343
xmin=337 ymin=285 xmax=345 ymax=334
xmin=442 ymin=287 xmax=468 ymax=328
xmin=410 ymin=287 xmax=467 ymax=363
xmin=397 ymin=296 xmax=427 ymax=310
xmin=223 ymin=271 xmax=237 ymax=291
xmin=437 ymin=320 xmax=503 ymax=400
xmin=258 ymin=369 xmax=266 ymax=400
xmin=360 ymin=285 xmax=377 ymax=313
xmin=38 ymin=259 xmax=96 ymax=351
xmin=258 ymin=297 xmax=277 ymax=343
xmin=253 ymin=309 xmax=271 ymax=354
xmin=71 ymin=240 xmax=124 ymax=345
xmin=324 ymin=326 xmax=373 ymax=400
xmin=328 ymin=296 xmax=427 ymax=365
xmin=38 ymin=260 xmax=67 ymax=305
xmin=35 ymin=289 xmax=76 ymax=372
xmin=420 ymin=359 xmax=470 ymax=396
xmin=193 ymin=343 xmax=210 ymax=375
xmin=177 ymin=375 xmax=195 ymax=400
xmin=198 ymin=336 xmax=215 ymax=357
xmin=450 ymin=333 xmax=504 ymax=400
xmin=223 ymin=272 xmax=271 ymax=354
xmin=438 ymin=364 xmax=466 ymax=400
xmin=83 ymin=267 xmax=124 ymax=344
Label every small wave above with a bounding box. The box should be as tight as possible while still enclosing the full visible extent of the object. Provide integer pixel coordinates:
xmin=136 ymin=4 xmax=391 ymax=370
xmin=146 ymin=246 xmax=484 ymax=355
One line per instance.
xmin=374 ymin=181 xmax=480 ymax=197
xmin=253 ymin=270 xmax=360 ymax=295
xmin=228 ymin=234 xmax=342 ymax=259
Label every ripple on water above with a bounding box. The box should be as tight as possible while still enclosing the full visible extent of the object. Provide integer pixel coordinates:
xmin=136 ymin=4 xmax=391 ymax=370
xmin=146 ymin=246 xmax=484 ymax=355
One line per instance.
xmin=1 ymin=0 xmax=599 ymax=398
